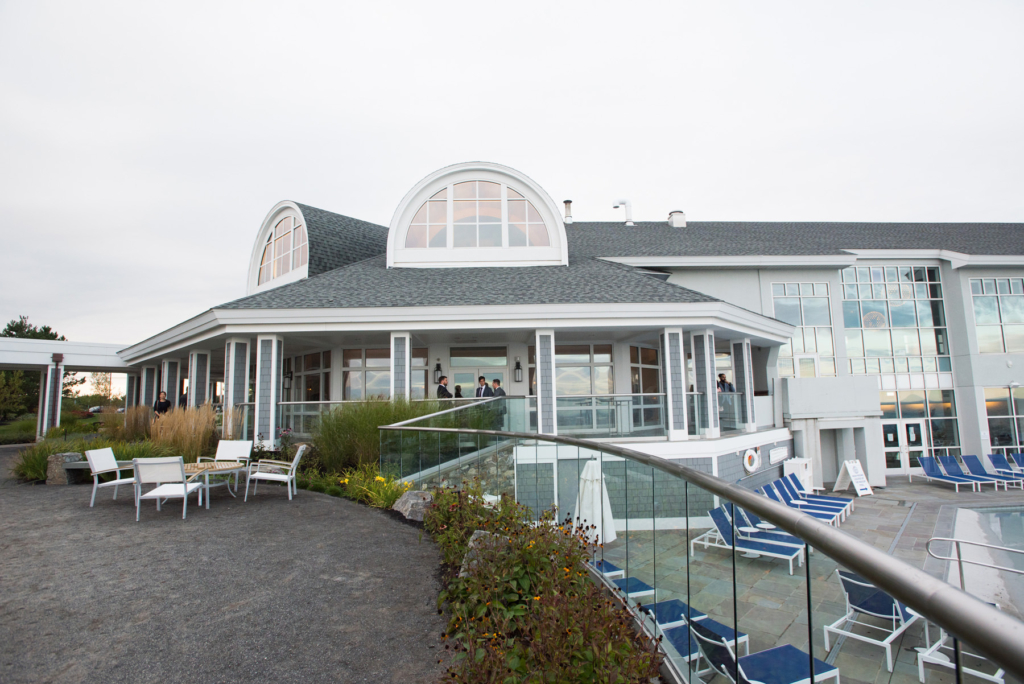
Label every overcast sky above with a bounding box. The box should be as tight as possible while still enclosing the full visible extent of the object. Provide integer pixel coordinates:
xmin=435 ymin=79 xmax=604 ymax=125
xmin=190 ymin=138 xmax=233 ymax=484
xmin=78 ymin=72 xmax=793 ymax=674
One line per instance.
xmin=2 ymin=0 xmax=1023 ymax=351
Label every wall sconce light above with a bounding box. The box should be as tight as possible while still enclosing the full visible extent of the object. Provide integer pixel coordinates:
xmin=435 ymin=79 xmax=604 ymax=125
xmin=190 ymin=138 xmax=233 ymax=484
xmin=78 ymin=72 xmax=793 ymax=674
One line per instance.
xmin=514 ymin=357 xmax=523 ymax=383
xmin=283 ymin=370 xmax=293 ymax=390
xmin=434 ymin=359 xmax=443 ymax=383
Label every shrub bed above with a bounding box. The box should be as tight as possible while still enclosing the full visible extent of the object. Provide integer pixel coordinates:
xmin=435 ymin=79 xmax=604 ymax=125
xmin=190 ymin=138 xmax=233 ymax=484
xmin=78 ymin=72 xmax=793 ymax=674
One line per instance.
xmin=11 ymin=438 xmax=176 ymax=482
xmin=424 ymin=482 xmax=663 ymax=683
xmin=296 ymin=463 xmax=412 ymax=508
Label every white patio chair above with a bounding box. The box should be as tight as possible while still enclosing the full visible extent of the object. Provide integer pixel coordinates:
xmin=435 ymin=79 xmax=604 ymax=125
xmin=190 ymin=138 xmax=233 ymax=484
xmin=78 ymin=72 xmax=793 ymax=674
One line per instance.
xmin=84 ymin=447 xmax=136 ymax=508
xmin=197 ymin=439 xmax=253 ymax=493
xmin=245 ymin=444 xmax=307 ymax=502
xmin=133 ymin=456 xmax=203 ymax=521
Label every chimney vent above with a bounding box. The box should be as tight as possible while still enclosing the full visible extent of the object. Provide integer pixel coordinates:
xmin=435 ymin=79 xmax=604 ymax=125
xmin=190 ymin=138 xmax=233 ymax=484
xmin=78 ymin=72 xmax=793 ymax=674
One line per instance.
xmin=613 ymin=199 xmax=634 ymax=226
xmin=563 ymin=200 xmax=573 ymax=224
xmin=667 ymin=210 xmax=686 ymax=228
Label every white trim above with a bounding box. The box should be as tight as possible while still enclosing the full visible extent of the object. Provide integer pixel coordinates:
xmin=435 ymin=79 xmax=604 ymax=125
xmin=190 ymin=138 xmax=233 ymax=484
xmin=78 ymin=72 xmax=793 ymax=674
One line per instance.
xmin=602 ymin=255 xmax=858 ymax=269
xmin=615 ymin=428 xmax=792 ymax=458
xmin=387 ymin=162 xmax=568 ymax=268
xmin=844 ymin=249 xmax=1024 ymax=270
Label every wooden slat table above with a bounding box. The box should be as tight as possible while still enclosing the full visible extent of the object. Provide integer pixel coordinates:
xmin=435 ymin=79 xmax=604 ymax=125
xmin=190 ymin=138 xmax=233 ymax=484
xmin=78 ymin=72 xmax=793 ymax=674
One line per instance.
xmin=183 ymin=461 xmax=247 ymax=509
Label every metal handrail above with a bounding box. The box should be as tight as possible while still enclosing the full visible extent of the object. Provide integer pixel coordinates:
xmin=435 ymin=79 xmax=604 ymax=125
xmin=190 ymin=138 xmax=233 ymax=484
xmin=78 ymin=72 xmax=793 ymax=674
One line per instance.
xmin=378 ymin=425 xmax=1024 ymax=678
xmin=277 ymin=398 xmax=488 ymax=405
xmin=386 ymin=395 xmax=509 ymax=427
xmin=555 ymin=393 xmax=666 ymax=398
xmin=927 ymin=537 xmax=1024 ymax=591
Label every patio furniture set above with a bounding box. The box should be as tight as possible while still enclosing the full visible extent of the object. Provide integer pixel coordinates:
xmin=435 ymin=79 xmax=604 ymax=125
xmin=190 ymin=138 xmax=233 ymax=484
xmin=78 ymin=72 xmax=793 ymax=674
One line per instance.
xmin=83 ymin=441 xmax=308 ymax=520
xmin=916 ymin=453 xmax=1024 ymax=492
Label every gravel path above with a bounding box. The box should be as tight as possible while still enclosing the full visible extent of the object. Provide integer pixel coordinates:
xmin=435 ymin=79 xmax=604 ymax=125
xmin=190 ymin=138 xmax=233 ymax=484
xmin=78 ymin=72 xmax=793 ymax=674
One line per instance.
xmin=0 ymin=445 xmax=446 ymax=683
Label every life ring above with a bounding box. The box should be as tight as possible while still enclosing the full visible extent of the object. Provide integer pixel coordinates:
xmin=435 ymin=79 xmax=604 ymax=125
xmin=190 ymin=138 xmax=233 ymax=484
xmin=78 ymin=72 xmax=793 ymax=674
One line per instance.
xmin=743 ymin=449 xmax=761 ymax=474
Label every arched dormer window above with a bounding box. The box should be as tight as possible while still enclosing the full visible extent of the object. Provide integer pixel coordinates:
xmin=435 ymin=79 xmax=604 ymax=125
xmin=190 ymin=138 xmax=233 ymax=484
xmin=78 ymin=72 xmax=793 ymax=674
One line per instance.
xmin=388 ymin=162 xmax=567 ymax=268
xmin=257 ymin=216 xmax=308 ymax=285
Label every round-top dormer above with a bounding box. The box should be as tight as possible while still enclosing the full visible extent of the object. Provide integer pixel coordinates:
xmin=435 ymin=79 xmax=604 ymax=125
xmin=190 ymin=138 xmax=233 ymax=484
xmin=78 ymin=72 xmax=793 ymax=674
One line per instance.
xmin=387 ymin=162 xmax=568 ymax=268
xmin=246 ymin=201 xmax=309 ymax=295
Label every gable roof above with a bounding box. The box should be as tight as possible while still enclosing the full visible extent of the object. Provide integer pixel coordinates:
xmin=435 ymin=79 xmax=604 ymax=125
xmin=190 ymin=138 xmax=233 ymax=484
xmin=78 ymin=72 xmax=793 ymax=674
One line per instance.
xmin=218 ymin=255 xmax=718 ymax=310
xmin=566 ymin=221 xmax=1024 ymax=258
xmin=295 ymin=203 xmax=390 ymax=276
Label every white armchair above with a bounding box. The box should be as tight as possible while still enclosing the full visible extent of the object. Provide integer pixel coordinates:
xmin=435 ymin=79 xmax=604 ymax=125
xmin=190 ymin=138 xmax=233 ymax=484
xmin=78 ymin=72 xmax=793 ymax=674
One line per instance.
xmin=245 ymin=444 xmax=307 ymax=502
xmin=133 ymin=457 xmax=203 ymax=521
xmin=197 ymin=439 xmax=253 ymax=493
xmin=84 ymin=447 xmax=136 ymax=508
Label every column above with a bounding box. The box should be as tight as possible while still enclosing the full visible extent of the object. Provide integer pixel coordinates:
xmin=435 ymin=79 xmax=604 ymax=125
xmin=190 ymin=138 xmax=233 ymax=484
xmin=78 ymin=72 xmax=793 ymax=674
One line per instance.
xmin=535 ymin=330 xmax=557 ymax=435
xmin=125 ymin=374 xmax=138 ymax=408
xmin=140 ymin=365 xmax=158 ymax=410
xmin=390 ymin=332 xmax=411 ymax=400
xmin=690 ymin=330 xmax=720 ymax=438
xmin=40 ymin=355 xmax=64 ymax=433
xmin=222 ymin=338 xmax=251 ymax=439
xmin=35 ymin=369 xmax=46 ymax=440
xmin=662 ymin=328 xmax=688 ymax=441
xmin=161 ymin=359 xmax=181 ymax=407
xmin=187 ymin=350 xmax=212 ymax=406
xmin=731 ymin=338 xmax=757 ymax=432
xmin=254 ymin=334 xmax=284 ymax=448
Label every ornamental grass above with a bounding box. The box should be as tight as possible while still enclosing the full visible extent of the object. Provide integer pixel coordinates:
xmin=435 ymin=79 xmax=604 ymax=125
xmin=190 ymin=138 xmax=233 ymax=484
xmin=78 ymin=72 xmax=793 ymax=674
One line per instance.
xmin=424 ymin=482 xmax=663 ymax=683
xmin=150 ymin=405 xmax=217 ymax=463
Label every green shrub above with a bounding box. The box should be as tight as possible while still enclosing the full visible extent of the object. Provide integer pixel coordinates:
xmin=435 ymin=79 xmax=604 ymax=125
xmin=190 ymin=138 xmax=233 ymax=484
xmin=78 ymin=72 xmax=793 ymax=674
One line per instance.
xmin=7 ymin=418 xmax=36 ymax=433
xmin=425 ymin=482 xmax=662 ymax=683
xmin=11 ymin=437 xmax=175 ymax=482
xmin=0 ymin=433 xmax=35 ymax=446
xmin=338 ymin=463 xmax=412 ymax=508
xmin=308 ymin=481 xmax=326 ymax=493
xmin=325 ymin=485 xmax=343 ymax=497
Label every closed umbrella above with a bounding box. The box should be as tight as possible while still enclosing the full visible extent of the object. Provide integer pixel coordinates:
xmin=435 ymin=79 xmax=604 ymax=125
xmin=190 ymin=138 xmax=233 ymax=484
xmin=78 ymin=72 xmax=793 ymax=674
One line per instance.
xmin=572 ymin=459 xmax=617 ymax=545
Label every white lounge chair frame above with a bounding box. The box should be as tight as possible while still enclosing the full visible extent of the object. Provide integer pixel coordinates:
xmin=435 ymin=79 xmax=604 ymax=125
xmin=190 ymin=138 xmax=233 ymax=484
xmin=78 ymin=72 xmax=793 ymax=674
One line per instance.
xmin=245 ymin=444 xmax=307 ymax=502
xmin=84 ymin=447 xmax=136 ymax=507
xmin=196 ymin=439 xmax=253 ymax=499
xmin=133 ymin=456 xmax=203 ymax=521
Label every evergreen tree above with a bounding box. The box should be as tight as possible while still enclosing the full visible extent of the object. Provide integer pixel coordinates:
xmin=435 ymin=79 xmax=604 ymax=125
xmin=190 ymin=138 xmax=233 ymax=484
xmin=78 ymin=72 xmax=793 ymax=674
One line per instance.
xmin=0 ymin=316 xmax=86 ymax=409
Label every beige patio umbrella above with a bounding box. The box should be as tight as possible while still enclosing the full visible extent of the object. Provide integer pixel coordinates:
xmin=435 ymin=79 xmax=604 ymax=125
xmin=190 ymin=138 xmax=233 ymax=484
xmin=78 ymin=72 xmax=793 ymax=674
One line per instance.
xmin=573 ymin=459 xmax=617 ymax=545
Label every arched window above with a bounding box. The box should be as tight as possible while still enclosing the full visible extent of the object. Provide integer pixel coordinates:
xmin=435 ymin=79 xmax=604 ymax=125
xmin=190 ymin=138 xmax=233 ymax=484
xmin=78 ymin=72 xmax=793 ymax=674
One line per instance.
xmin=404 ymin=181 xmax=550 ymax=249
xmin=258 ymin=216 xmax=308 ymax=285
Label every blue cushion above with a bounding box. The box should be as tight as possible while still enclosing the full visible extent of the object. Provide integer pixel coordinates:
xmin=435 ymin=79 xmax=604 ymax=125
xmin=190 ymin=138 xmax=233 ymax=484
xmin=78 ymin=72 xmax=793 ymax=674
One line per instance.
xmin=612 ymin=577 xmax=653 ymax=595
xmin=662 ymin=625 xmax=700 ymax=658
xmin=739 ymin=644 xmax=837 ymax=684
xmin=590 ymin=559 xmax=621 ymax=575
xmin=641 ymin=599 xmax=706 ymax=625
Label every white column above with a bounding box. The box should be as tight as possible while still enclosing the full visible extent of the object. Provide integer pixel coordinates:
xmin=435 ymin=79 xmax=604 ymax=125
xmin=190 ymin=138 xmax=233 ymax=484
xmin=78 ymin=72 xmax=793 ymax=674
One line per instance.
xmin=390 ymin=332 xmax=411 ymax=400
xmin=160 ymin=359 xmax=182 ymax=407
xmin=254 ymin=334 xmax=284 ymax=448
xmin=187 ymin=350 xmax=212 ymax=407
xmin=690 ymin=330 xmax=720 ymax=439
xmin=663 ymin=328 xmax=688 ymax=441
xmin=41 ymin=359 xmax=64 ymax=432
xmin=222 ymin=338 xmax=251 ymax=439
xmin=534 ymin=330 xmax=557 ymax=435
xmin=140 ymin=365 xmax=158 ymax=410
xmin=35 ymin=369 xmax=47 ymax=440
xmin=731 ymin=338 xmax=757 ymax=432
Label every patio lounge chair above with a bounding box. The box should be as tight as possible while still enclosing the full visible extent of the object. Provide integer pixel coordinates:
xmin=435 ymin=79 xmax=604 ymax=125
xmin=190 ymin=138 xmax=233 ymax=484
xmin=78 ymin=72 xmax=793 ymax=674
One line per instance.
xmin=774 ymin=478 xmax=850 ymax=521
xmin=1012 ymin=453 xmax=1024 ymax=470
xmin=962 ymin=455 xmax=1023 ymax=490
xmin=245 ymin=444 xmax=307 ymax=502
xmin=197 ymin=439 xmax=253 ymax=493
xmin=824 ymin=570 xmax=921 ymax=672
xmin=610 ymin=576 xmax=655 ymax=600
xmin=692 ymin=507 xmax=804 ymax=575
xmin=917 ymin=456 xmax=977 ymax=492
xmin=84 ymin=447 xmax=136 ymax=508
xmin=642 ymin=599 xmax=750 ymax=654
xmin=133 ymin=456 xmax=203 ymax=521
xmin=588 ymin=558 xmax=625 ymax=579
xmin=988 ymin=453 xmax=1021 ymax=477
xmin=938 ymin=455 xmax=1003 ymax=491
xmin=723 ymin=504 xmax=805 ymax=547
xmin=759 ymin=485 xmax=840 ymax=525
xmin=784 ymin=474 xmax=856 ymax=513
xmin=688 ymin=619 xmax=839 ymax=684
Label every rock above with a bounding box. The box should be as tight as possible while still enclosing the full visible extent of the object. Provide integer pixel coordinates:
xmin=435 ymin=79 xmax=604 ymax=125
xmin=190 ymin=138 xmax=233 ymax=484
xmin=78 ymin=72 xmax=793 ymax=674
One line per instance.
xmin=46 ymin=453 xmax=83 ymax=485
xmin=458 ymin=530 xmax=509 ymax=578
xmin=393 ymin=490 xmax=432 ymax=522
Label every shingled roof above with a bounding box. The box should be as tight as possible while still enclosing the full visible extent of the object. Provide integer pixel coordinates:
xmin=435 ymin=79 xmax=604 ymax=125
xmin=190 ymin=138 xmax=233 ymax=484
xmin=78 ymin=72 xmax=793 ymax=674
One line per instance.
xmin=567 ymin=221 xmax=1024 ymax=257
xmin=296 ymin=203 xmax=390 ymax=276
xmin=219 ymin=254 xmax=718 ymax=310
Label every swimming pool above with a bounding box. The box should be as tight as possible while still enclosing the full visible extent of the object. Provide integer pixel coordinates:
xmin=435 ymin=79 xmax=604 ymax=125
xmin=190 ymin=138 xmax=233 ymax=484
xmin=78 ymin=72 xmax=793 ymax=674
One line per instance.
xmin=951 ymin=505 xmax=1024 ymax=619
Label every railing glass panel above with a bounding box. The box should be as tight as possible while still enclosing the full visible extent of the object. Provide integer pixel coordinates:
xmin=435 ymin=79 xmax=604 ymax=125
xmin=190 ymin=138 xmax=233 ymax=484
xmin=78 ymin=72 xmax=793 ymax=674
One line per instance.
xmin=555 ymin=394 xmax=666 ymax=438
xmin=687 ymin=393 xmax=707 ymax=436
xmin=718 ymin=391 xmax=745 ymax=433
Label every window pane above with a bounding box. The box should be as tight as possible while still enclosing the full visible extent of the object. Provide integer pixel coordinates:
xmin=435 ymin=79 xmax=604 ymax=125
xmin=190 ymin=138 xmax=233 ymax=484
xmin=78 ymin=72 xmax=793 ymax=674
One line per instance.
xmin=842 ymin=268 xmax=855 ymax=283
xmin=859 ymin=284 xmax=872 ymax=299
xmin=920 ymin=329 xmax=939 ymax=355
xmin=478 ymin=223 xmax=502 ymax=247
xmin=989 ymin=418 xmax=1016 ymax=446
xmin=861 ymin=301 xmax=888 ymax=328
xmin=1014 ymin=279 xmax=1024 ymax=295
xmin=880 ymin=392 xmax=898 ymax=418
xmin=819 ymin=357 xmax=836 ymax=376
xmin=410 ymin=369 xmax=427 ymax=400
xmin=555 ymin=345 xmax=591 ymax=364
xmin=365 ymin=370 xmax=391 ymax=399
xmin=986 ymin=388 xmax=1011 ymax=416
xmin=873 ymin=284 xmax=887 ymax=299
xmin=816 ymin=328 xmax=834 ymax=356
xmin=593 ymin=344 xmax=612 ymax=363
xmin=899 ymin=390 xmax=926 ymax=418
xmin=428 ymin=200 xmax=447 ymax=222
xmin=998 ymin=279 xmax=1011 ymax=295
xmin=842 ymin=301 xmax=860 ymax=328
xmin=778 ymin=359 xmax=794 ymax=377
xmin=851 ymin=358 xmax=865 ymax=374
xmin=881 ymin=358 xmax=895 ymax=373
xmin=845 ymin=330 xmax=864 ymax=357
xmin=797 ymin=358 xmax=816 ymax=378
xmin=508 ymin=222 xmax=527 ymax=246
xmin=451 ymin=347 xmax=507 ymax=367
xmin=1005 ymin=326 xmax=1024 ymax=353
xmin=411 ymin=203 xmax=428 ymax=224
xmin=930 ymin=419 xmax=960 ymax=447
xmin=863 ymin=330 xmax=892 ymax=357
xmin=971 ymin=279 xmax=982 ymax=295
xmin=871 ymin=267 xmax=884 ymax=282
xmin=478 ymin=181 xmax=500 ymax=198
xmin=506 ymin=187 xmax=522 ymax=200
xmin=977 ymin=326 xmax=1005 ymax=353
xmin=453 ymin=224 xmax=476 ymax=247
xmin=453 ymin=181 xmax=475 ymax=199
xmin=630 ymin=367 xmax=641 ymax=393
xmin=857 ymin=267 xmax=870 ymax=282
xmin=304 ymin=353 xmax=321 ymax=371
xmin=365 ymin=348 xmax=390 ymax=368
xmin=974 ymin=297 xmax=1001 ymax=324
xmin=411 ymin=348 xmax=428 ymax=367
xmin=641 ymin=366 xmax=660 ymax=393
xmin=343 ymin=350 xmax=363 ymax=368
xmin=428 ymin=225 xmax=446 ymax=248
xmin=891 ymin=329 xmax=921 ymax=356
xmin=323 ymin=372 xmax=330 ymax=401
xmin=556 ymin=366 xmax=592 ymax=395
xmin=342 ymin=371 xmax=363 ymax=400
xmin=772 ymin=283 xmax=786 ymax=296
xmin=803 ymin=328 xmax=816 ymax=353
xmin=889 ymin=301 xmax=917 ymax=327
xmin=629 ymin=346 xmax=639 ymax=364
xmin=885 ymin=267 xmax=898 ymax=282
xmin=1013 ymin=388 xmax=1024 ymax=416
xmin=478 ymin=200 xmax=501 ymax=222
xmin=593 ymin=366 xmax=613 ymax=394
xmin=528 ymin=224 xmax=550 ymax=247
xmin=844 ymin=284 xmax=858 ymax=300
xmin=927 ymin=390 xmax=956 ymax=418
xmin=774 ymin=298 xmax=802 ymax=326
xmin=866 ymin=358 xmax=880 ymax=373
xmin=802 ymin=298 xmax=830 ymax=325
xmin=640 ymin=347 xmax=659 ymax=365
xmin=1001 ymin=296 xmax=1024 ymax=324
xmin=304 ymin=374 xmax=321 ymax=402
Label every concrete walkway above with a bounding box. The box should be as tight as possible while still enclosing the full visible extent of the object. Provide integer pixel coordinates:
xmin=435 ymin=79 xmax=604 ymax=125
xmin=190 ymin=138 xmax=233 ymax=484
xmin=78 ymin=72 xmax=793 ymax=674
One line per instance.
xmin=0 ymin=445 xmax=446 ymax=684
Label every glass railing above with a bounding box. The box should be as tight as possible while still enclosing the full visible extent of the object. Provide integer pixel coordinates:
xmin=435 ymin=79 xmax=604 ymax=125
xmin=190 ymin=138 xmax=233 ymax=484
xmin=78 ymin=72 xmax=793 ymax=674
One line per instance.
xmin=718 ymin=391 xmax=745 ymax=433
xmin=686 ymin=392 xmax=706 ymax=436
xmin=555 ymin=394 xmax=666 ymax=439
xmin=379 ymin=423 xmax=1024 ymax=684
xmin=278 ymin=397 xmax=486 ymax=438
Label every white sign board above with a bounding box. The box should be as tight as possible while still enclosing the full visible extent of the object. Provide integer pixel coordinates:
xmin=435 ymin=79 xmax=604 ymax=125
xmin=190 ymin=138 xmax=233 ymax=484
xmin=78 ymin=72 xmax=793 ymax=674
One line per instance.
xmin=769 ymin=447 xmax=789 ymax=465
xmin=833 ymin=459 xmax=873 ymax=497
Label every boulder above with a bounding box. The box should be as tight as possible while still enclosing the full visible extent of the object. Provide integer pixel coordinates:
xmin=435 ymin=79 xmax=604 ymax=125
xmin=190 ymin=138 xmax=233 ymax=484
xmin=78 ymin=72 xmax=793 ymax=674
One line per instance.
xmin=458 ymin=530 xmax=509 ymax=578
xmin=392 ymin=490 xmax=432 ymax=522
xmin=46 ymin=452 xmax=84 ymax=485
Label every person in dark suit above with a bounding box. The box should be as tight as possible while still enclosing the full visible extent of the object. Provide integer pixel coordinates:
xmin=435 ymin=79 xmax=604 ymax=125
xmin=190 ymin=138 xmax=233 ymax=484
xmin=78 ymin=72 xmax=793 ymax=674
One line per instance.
xmin=491 ymin=379 xmax=506 ymax=397
xmin=437 ymin=375 xmax=453 ymax=399
xmin=475 ymin=376 xmax=494 ymax=398
xmin=717 ymin=373 xmax=735 ymax=393
xmin=454 ymin=385 xmax=463 ymax=398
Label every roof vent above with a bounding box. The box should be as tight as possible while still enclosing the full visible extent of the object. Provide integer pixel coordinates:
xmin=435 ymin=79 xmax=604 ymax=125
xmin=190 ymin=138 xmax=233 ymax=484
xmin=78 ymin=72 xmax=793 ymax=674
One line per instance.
xmin=667 ymin=210 xmax=686 ymax=228
xmin=563 ymin=199 xmax=573 ymax=225
xmin=613 ymin=199 xmax=634 ymax=226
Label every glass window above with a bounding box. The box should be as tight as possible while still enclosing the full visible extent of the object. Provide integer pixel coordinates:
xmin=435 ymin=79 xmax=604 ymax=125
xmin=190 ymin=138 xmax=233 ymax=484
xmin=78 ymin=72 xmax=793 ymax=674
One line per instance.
xmin=548 ymin=344 xmax=615 ymax=395
xmin=863 ymin=330 xmax=892 ymax=357
xmin=630 ymin=346 xmax=660 ymax=394
xmin=408 ymin=181 xmax=548 ymax=249
xmin=969 ymin=279 xmax=1024 ymax=353
xmin=257 ymin=215 xmax=308 ymax=285
xmin=411 ymin=348 xmax=428 ymax=367
xmin=773 ymin=283 xmax=836 ymax=377
xmin=450 ymin=347 xmax=507 ymax=367
xmin=899 ymin=390 xmax=926 ymax=418
xmin=927 ymin=390 xmax=956 ymax=418
xmin=365 ymin=349 xmax=390 ymax=367
xmin=880 ymin=392 xmax=898 ymax=419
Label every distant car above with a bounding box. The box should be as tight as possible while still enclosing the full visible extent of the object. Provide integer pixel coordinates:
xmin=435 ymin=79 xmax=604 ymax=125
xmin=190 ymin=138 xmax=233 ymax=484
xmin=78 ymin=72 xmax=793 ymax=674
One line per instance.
xmin=88 ymin=406 xmax=103 ymax=414
xmin=116 ymin=408 xmax=125 ymax=413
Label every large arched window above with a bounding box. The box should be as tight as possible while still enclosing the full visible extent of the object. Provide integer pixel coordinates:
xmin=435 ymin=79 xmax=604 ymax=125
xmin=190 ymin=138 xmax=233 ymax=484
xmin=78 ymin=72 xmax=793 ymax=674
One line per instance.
xmin=258 ymin=216 xmax=308 ymax=285
xmin=404 ymin=181 xmax=550 ymax=249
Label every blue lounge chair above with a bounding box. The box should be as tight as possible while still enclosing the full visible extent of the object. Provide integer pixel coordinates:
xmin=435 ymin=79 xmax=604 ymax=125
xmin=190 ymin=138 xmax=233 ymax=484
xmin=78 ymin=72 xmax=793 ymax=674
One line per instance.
xmin=723 ymin=504 xmax=805 ymax=547
xmin=1012 ymin=453 xmax=1024 ymax=470
xmin=589 ymin=558 xmax=625 ymax=578
xmin=641 ymin=598 xmax=707 ymax=628
xmin=824 ymin=570 xmax=921 ymax=672
xmin=776 ymin=478 xmax=850 ymax=520
xmin=962 ymin=455 xmax=1023 ymax=490
xmin=692 ymin=507 xmax=804 ymax=575
xmin=938 ymin=455 xmax=1003 ymax=491
xmin=918 ymin=456 xmax=977 ymax=492
xmin=784 ymin=474 xmax=856 ymax=513
xmin=760 ymin=485 xmax=840 ymax=525
xmin=611 ymin=576 xmax=655 ymax=600
xmin=689 ymin=619 xmax=839 ymax=684
xmin=988 ymin=453 xmax=1021 ymax=477
xmin=738 ymin=508 xmax=777 ymax=530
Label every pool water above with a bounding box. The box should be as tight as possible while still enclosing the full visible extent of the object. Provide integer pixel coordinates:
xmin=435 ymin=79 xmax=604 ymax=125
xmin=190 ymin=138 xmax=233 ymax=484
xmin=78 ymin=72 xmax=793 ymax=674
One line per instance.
xmin=951 ymin=506 xmax=1024 ymax=618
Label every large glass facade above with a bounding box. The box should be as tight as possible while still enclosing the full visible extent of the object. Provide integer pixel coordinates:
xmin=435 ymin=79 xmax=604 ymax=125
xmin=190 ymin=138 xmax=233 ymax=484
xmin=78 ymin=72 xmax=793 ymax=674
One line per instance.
xmin=342 ymin=348 xmax=391 ymax=400
xmin=880 ymin=389 xmax=960 ymax=459
xmin=970 ymin=277 xmax=1024 ymax=353
xmin=841 ymin=265 xmax=950 ymax=375
xmin=984 ymin=387 xmax=1024 ymax=456
xmin=772 ymin=282 xmax=835 ymax=378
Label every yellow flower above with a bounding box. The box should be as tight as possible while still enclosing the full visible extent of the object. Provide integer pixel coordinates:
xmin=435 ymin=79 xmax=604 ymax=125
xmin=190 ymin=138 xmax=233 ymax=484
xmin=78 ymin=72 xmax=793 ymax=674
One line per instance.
xmin=375 ymin=476 xmax=385 ymax=482
xmin=340 ymin=478 xmax=349 ymax=484
xmin=533 ymin=596 xmax=540 ymax=600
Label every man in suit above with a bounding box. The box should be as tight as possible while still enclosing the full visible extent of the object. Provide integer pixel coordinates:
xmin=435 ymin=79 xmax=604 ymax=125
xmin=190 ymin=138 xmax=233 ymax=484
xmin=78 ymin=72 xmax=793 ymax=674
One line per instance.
xmin=491 ymin=379 xmax=506 ymax=397
xmin=717 ymin=373 xmax=735 ymax=393
xmin=475 ymin=376 xmax=494 ymax=398
xmin=437 ymin=375 xmax=453 ymax=399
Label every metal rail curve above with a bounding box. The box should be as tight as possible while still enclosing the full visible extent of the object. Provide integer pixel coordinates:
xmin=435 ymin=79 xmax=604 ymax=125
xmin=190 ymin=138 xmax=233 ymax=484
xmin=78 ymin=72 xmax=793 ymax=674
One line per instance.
xmin=380 ymin=425 xmax=1024 ymax=678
